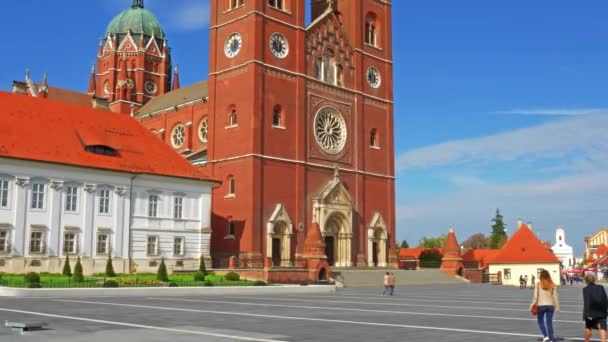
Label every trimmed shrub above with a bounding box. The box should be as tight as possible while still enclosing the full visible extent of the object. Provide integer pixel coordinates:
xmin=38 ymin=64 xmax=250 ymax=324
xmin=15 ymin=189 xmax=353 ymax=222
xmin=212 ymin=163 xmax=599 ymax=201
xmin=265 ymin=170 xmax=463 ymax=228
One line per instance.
xmin=62 ymin=254 xmax=72 ymax=277
xmin=253 ymin=280 xmax=267 ymax=286
xmin=72 ymin=257 xmax=84 ymax=283
xmin=103 ymin=280 xmax=119 ymax=288
xmin=156 ymin=258 xmax=169 ymax=282
xmin=105 ymin=254 xmax=116 ymax=277
xmin=24 ymin=272 xmax=40 ymax=287
xmin=224 ymin=272 xmax=240 ymax=281
xmin=194 ymin=271 xmax=206 ymax=282
xmin=198 ymin=256 xmax=207 ymax=275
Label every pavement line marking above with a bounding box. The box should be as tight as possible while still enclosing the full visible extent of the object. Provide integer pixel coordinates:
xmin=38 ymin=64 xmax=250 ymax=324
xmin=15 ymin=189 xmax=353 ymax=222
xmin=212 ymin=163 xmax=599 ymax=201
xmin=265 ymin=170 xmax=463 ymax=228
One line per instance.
xmin=305 ymin=293 xmax=584 ymax=304
xmin=0 ymin=307 xmax=286 ymax=342
xmin=219 ymin=295 xmax=582 ymax=314
xmin=146 ymin=297 xmax=582 ymax=324
xmin=277 ymin=293 xmax=583 ymax=307
xmin=51 ymin=299 xmax=590 ymax=340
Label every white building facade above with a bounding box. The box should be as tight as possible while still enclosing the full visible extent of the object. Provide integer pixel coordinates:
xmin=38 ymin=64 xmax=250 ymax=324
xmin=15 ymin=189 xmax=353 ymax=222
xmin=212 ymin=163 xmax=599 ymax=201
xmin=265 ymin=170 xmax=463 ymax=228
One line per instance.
xmin=0 ymin=157 xmax=213 ymax=274
xmin=552 ymin=227 xmax=574 ymax=268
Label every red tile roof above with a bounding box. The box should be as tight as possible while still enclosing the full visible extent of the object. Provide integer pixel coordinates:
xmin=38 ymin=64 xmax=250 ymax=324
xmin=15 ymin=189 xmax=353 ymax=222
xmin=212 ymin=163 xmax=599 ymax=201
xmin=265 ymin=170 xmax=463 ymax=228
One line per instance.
xmin=488 ymin=224 xmax=559 ymax=264
xmin=461 ymin=249 xmax=499 ymax=268
xmin=399 ymin=248 xmax=443 ymax=259
xmin=0 ymin=91 xmax=216 ymax=182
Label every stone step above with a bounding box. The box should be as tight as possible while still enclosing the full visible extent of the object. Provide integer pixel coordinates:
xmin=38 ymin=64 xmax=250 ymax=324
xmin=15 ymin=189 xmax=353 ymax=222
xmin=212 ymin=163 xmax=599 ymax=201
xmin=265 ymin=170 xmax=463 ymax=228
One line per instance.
xmin=333 ymin=269 xmax=466 ymax=287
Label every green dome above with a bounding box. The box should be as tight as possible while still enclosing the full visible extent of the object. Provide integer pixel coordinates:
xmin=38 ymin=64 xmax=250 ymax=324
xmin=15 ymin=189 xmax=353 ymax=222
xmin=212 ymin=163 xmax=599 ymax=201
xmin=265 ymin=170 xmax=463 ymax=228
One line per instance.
xmin=106 ymin=2 xmax=165 ymax=39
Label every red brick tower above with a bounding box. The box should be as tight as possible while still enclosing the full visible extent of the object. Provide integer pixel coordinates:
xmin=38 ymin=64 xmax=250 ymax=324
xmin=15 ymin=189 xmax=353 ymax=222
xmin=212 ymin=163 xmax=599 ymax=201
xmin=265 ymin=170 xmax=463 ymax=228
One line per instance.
xmin=95 ymin=0 xmax=172 ymax=114
xmin=440 ymin=227 xmax=464 ymax=276
xmin=206 ymin=0 xmax=395 ymax=270
xmin=303 ymin=222 xmax=331 ymax=282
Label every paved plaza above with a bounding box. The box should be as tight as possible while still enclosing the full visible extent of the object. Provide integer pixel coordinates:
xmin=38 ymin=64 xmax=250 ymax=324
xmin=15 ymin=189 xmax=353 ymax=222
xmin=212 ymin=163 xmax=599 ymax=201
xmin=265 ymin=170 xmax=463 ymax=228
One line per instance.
xmin=0 ymin=284 xmax=599 ymax=341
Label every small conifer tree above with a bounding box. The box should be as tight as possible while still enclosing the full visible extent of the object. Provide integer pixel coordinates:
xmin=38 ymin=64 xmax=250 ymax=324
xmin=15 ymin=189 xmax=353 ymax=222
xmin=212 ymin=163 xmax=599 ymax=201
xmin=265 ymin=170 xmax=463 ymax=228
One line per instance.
xmin=105 ymin=253 xmax=116 ymax=277
xmin=72 ymin=256 xmax=84 ymax=283
xmin=157 ymin=258 xmax=169 ymax=282
xmin=198 ymin=255 xmax=207 ymax=275
xmin=62 ymin=253 xmax=72 ymax=277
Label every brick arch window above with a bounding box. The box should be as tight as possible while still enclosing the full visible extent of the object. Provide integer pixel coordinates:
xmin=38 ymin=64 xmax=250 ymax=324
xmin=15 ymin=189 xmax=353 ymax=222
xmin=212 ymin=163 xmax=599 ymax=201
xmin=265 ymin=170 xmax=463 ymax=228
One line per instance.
xmin=228 ymin=218 xmax=235 ymax=236
xmin=269 ymin=0 xmax=284 ymax=10
xmin=322 ymin=49 xmax=334 ymax=83
xmin=370 ymin=128 xmax=379 ymax=148
xmin=334 ymin=64 xmax=344 ymax=87
xmin=272 ymin=105 xmax=284 ymax=128
xmin=314 ymin=57 xmax=322 ymax=79
xmin=365 ymin=13 xmax=378 ymax=47
xmin=226 ymin=175 xmax=236 ymax=196
xmin=226 ymin=106 xmax=238 ymax=127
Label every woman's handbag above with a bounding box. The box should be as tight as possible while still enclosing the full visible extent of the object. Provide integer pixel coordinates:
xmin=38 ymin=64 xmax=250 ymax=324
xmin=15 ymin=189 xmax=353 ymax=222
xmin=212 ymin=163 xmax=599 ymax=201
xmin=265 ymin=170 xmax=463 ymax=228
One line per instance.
xmin=531 ymin=284 xmax=539 ymax=316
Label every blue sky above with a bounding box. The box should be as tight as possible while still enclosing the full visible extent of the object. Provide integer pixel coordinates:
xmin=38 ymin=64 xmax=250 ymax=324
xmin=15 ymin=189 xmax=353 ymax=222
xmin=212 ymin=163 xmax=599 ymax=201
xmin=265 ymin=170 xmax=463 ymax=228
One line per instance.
xmin=2 ymin=1 xmax=606 ymax=255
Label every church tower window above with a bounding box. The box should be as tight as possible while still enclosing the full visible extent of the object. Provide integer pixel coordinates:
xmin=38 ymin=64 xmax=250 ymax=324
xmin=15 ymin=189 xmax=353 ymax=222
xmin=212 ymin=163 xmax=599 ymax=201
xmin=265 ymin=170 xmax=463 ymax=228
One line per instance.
xmin=227 ymin=176 xmax=236 ymax=196
xmin=228 ymin=109 xmax=238 ymax=127
xmin=370 ymin=129 xmax=379 ymax=148
xmin=365 ymin=13 xmax=378 ymax=47
xmin=230 ymin=0 xmax=244 ymax=9
xmin=268 ymin=0 xmax=284 ymax=10
xmin=272 ymin=105 xmax=284 ymax=128
xmin=322 ymin=50 xmax=334 ymax=84
xmin=335 ymin=64 xmax=343 ymax=87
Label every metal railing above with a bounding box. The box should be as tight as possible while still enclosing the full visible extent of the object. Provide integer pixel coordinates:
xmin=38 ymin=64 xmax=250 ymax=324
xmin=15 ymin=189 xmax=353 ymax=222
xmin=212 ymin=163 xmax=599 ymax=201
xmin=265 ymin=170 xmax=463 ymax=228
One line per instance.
xmin=0 ymin=277 xmax=267 ymax=288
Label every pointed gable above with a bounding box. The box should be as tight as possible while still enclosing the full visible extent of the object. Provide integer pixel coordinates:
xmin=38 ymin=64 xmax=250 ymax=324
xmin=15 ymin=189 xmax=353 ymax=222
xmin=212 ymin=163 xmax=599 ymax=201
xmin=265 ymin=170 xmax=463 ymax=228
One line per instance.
xmin=316 ymin=177 xmax=353 ymax=205
xmin=305 ymin=10 xmax=355 ymax=78
xmin=146 ymin=36 xmax=162 ymax=57
xmin=489 ymin=224 xmax=559 ymax=264
xmin=118 ymin=32 xmax=138 ymax=53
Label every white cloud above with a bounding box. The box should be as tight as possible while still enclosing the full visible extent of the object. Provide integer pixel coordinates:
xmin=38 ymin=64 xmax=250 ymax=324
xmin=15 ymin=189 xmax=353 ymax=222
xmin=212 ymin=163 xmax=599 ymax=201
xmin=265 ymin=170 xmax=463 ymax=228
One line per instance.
xmin=169 ymin=2 xmax=210 ymax=31
xmin=496 ymin=109 xmax=608 ymax=116
xmin=397 ymin=172 xmax=608 ymax=252
xmin=396 ymin=115 xmax=608 ymax=172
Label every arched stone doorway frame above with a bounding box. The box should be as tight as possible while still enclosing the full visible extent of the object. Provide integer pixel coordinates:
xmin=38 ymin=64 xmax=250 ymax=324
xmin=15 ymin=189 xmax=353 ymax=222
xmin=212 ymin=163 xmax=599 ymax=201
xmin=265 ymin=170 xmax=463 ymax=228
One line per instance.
xmin=266 ymin=204 xmax=293 ymax=267
xmin=312 ymin=172 xmax=353 ymax=267
xmin=367 ymin=212 xmax=388 ymax=267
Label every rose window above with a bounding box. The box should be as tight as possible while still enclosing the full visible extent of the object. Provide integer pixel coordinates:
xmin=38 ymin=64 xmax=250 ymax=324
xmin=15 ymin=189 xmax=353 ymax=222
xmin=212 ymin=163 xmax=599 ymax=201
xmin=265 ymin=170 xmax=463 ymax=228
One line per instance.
xmin=198 ymin=117 xmax=208 ymax=143
xmin=171 ymin=124 xmax=185 ymax=148
xmin=314 ymin=107 xmax=347 ymax=154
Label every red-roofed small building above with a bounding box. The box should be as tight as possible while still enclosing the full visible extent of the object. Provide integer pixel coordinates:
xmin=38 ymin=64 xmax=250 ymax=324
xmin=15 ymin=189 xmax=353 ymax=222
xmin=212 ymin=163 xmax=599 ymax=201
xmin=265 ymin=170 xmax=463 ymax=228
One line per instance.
xmin=488 ymin=222 xmax=560 ymax=286
xmin=0 ymin=92 xmax=217 ymax=275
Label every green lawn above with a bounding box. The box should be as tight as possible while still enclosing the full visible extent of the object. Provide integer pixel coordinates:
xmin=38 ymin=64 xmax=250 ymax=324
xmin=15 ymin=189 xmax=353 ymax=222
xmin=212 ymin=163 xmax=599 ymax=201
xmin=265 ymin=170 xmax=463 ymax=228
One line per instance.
xmin=0 ymin=272 xmax=261 ymax=288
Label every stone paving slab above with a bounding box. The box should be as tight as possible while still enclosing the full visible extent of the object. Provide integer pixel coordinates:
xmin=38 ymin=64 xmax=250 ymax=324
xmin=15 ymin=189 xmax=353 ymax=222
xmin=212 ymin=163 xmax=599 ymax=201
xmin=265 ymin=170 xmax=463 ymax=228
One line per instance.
xmin=0 ymin=284 xmax=599 ymax=341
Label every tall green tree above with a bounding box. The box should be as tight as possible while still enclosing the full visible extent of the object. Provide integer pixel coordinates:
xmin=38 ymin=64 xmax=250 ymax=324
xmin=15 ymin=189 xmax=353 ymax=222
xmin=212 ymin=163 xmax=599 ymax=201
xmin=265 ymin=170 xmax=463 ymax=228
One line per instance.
xmin=72 ymin=257 xmax=84 ymax=283
xmin=105 ymin=254 xmax=116 ymax=277
xmin=157 ymin=258 xmax=169 ymax=282
xmin=489 ymin=209 xmax=508 ymax=249
xmin=417 ymin=235 xmax=447 ymax=248
xmin=400 ymin=240 xmax=409 ymax=248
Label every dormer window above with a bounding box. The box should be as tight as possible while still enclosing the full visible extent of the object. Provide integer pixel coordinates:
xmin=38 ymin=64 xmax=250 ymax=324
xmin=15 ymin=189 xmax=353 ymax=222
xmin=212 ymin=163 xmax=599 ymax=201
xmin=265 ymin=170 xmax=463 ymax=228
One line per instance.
xmin=268 ymin=0 xmax=284 ymax=10
xmin=85 ymin=145 xmax=118 ymax=156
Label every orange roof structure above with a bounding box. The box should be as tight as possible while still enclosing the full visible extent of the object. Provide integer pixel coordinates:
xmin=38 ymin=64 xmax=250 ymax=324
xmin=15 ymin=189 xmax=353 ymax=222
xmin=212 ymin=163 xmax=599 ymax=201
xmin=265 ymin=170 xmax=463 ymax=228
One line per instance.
xmin=488 ymin=224 xmax=559 ymax=264
xmin=461 ymin=249 xmax=499 ymax=268
xmin=440 ymin=228 xmax=464 ymax=275
xmin=0 ymin=91 xmax=216 ymax=182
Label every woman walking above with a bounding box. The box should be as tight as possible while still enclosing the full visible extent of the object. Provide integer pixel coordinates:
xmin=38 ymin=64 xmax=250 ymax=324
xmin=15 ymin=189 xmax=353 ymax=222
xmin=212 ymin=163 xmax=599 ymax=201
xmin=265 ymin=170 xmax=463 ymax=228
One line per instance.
xmin=531 ymin=270 xmax=560 ymax=342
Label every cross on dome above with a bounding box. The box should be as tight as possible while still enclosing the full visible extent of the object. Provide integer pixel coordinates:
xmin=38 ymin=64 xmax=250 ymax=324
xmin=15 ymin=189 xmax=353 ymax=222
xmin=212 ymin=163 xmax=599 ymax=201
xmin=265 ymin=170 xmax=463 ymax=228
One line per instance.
xmin=132 ymin=0 xmax=144 ymax=8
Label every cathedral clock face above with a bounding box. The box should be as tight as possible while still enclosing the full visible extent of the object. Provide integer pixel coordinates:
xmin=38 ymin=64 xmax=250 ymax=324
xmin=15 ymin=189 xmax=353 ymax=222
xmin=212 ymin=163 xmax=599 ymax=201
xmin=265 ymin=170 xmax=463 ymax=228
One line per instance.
xmin=367 ymin=66 xmax=381 ymax=88
xmin=104 ymin=80 xmax=110 ymax=94
xmin=224 ymin=33 xmax=242 ymax=58
xmin=145 ymin=81 xmax=157 ymax=94
xmin=126 ymin=79 xmax=134 ymax=89
xmin=269 ymin=33 xmax=288 ymax=58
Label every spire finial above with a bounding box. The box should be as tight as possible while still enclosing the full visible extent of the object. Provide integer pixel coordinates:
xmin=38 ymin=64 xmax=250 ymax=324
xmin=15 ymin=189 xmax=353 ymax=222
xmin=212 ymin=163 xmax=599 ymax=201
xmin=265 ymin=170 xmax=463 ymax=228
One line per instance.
xmin=132 ymin=0 xmax=144 ymax=8
xmin=333 ymin=163 xmax=339 ymax=180
xmin=25 ymin=69 xmax=30 ymax=80
xmin=449 ymin=226 xmax=454 ymax=233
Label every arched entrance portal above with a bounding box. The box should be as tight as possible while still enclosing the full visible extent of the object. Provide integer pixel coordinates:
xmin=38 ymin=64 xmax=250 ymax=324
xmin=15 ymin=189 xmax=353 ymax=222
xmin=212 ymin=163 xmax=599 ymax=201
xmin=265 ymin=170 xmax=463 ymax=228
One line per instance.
xmin=368 ymin=212 xmax=388 ymax=267
xmin=323 ymin=213 xmax=352 ymax=267
xmin=266 ymin=204 xmax=293 ymax=267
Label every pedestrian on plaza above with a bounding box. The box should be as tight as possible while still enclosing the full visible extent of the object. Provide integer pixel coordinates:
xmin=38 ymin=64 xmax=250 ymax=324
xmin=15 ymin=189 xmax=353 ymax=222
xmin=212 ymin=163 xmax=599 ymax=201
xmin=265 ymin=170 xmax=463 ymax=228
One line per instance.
xmin=531 ymin=270 xmax=560 ymax=342
xmin=519 ymin=275 xmax=525 ymax=289
xmin=531 ymin=275 xmax=536 ymax=289
xmin=525 ymin=275 xmax=529 ymax=288
xmin=382 ymin=272 xmax=390 ymax=295
xmin=570 ymin=275 xmax=575 ymax=286
xmin=583 ymin=273 xmax=608 ymax=342
xmin=389 ymin=272 xmax=396 ymax=296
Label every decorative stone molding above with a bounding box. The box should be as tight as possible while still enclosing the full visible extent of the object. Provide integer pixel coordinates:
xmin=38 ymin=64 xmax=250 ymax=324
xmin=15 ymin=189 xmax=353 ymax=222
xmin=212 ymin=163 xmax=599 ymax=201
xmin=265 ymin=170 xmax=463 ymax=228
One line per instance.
xmin=364 ymin=97 xmax=388 ymax=110
xmin=263 ymin=67 xmax=297 ymax=83
xmin=15 ymin=177 xmax=30 ymax=187
xmin=114 ymin=187 xmax=128 ymax=196
xmin=217 ymin=66 xmax=248 ymax=80
xmin=84 ymin=184 xmax=97 ymax=193
xmin=50 ymin=180 xmax=64 ymax=190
